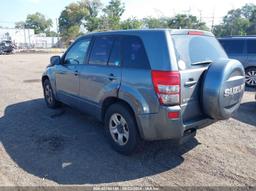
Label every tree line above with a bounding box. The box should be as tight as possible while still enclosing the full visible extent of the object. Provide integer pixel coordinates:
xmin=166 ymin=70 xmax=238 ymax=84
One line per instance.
xmin=14 ymin=1 xmax=256 ymax=45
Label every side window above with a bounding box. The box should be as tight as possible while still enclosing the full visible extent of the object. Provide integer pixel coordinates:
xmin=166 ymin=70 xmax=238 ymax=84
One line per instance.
xmin=89 ymin=36 xmax=114 ymax=65
xmin=108 ymin=38 xmax=121 ymax=66
xmin=247 ymin=39 xmax=256 ymax=54
xmin=220 ymin=39 xmax=245 ymax=54
xmin=122 ymin=36 xmax=150 ymax=69
xmin=64 ymin=38 xmax=91 ymax=65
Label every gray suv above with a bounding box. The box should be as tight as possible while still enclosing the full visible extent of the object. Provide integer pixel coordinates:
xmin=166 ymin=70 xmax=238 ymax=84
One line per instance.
xmin=219 ymin=36 xmax=256 ymax=87
xmin=42 ymin=29 xmax=245 ymax=155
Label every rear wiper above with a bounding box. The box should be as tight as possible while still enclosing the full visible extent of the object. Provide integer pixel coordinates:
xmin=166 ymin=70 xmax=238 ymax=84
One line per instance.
xmin=192 ymin=60 xmax=213 ymax=65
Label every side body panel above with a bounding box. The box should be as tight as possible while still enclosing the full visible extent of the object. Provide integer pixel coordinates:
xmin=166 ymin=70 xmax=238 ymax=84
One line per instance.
xmin=78 ymin=64 xmax=122 ymax=119
xmin=245 ymin=39 xmax=256 ymax=69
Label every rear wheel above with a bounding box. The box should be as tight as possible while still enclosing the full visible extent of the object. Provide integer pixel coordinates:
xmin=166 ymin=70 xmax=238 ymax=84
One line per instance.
xmin=245 ymin=67 xmax=256 ymax=87
xmin=43 ymin=79 xmax=61 ymax=109
xmin=104 ymin=103 xmax=140 ymax=155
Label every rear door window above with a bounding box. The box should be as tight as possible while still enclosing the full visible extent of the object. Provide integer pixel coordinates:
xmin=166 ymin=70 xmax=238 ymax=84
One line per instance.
xmin=247 ymin=39 xmax=256 ymax=54
xmin=122 ymin=36 xmax=150 ymax=69
xmin=89 ymin=36 xmax=114 ymax=66
xmin=219 ymin=39 xmax=245 ymax=54
xmin=108 ymin=38 xmax=122 ymax=67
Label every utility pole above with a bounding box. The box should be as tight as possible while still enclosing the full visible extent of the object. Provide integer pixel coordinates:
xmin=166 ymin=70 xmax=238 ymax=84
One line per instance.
xmin=198 ymin=9 xmax=202 ymax=22
xmin=23 ymin=26 xmax=27 ymax=49
xmin=185 ymin=6 xmax=191 ymax=16
xmin=211 ymin=10 xmax=215 ymax=32
xmin=56 ymin=18 xmax=60 ymax=48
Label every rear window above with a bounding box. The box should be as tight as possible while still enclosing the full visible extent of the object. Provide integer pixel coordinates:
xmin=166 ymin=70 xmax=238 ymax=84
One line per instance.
xmin=172 ymin=35 xmax=227 ymax=69
xmin=219 ymin=39 xmax=245 ymax=54
xmin=122 ymin=36 xmax=150 ymax=69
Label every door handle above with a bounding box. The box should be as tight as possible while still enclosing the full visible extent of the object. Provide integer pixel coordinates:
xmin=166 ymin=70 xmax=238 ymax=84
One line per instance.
xmin=184 ymin=80 xmax=197 ymax=87
xmin=108 ymin=73 xmax=115 ymax=81
xmin=74 ymin=70 xmax=79 ymax=76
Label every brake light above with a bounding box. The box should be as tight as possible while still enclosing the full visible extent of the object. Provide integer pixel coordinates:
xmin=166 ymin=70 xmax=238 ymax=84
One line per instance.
xmin=151 ymin=71 xmax=180 ymax=105
xmin=188 ymin=31 xmax=204 ymax=35
xmin=168 ymin=111 xmax=180 ymax=119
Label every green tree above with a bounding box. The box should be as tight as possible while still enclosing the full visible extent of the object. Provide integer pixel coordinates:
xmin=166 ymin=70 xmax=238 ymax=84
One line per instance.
xmin=46 ymin=31 xmax=58 ymax=37
xmin=142 ymin=17 xmax=168 ymax=28
xmin=243 ymin=4 xmax=256 ymax=34
xmin=120 ymin=17 xmax=143 ymax=29
xmin=101 ymin=0 xmax=125 ymax=30
xmin=25 ymin=12 xmax=52 ymax=34
xmin=216 ymin=9 xmax=249 ymax=36
xmin=59 ymin=0 xmax=102 ymax=44
xmin=81 ymin=0 xmax=103 ymax=32
xmin=168 ymin=14 xmax=208 ymax=30
xmin=59 ymin=2 xmax=88 ymax=43
xmin=213 ymin=4 xmax=256 ymax=37
xmin=15 ymin=21 xmax=26 ymax=29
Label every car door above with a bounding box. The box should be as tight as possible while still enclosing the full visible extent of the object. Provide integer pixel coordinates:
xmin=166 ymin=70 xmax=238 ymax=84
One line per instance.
xmin=55 ymin=37 xmax=91 ymax=98
xmin=246 ymin=39 xmax=256 ymax=68
xmin=79 ymin=35 xmax=122 ymax=114
xmin=219 ymin=39 xmax=246 ymax=64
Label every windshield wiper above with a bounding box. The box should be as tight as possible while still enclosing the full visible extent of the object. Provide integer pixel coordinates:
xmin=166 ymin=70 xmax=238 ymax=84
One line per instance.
xmin=192 ymin=60 xmax=213 ymax=65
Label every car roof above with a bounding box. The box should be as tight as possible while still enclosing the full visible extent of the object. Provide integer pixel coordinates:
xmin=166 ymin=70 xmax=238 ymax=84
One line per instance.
xmin=79 ymin=29 xmax=214 ymax=37
xmin=218 ymin=36 xmax=256 ymax=40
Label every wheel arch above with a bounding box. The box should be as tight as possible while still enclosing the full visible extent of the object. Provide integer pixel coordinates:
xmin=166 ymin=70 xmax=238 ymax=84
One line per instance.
xmin=245 ymin=65 xmax=256 ymax=70
xmin=101 ymin=97 xmax=144 ymax=139
xmin=42 ymin=75 xmax=49 ymax=86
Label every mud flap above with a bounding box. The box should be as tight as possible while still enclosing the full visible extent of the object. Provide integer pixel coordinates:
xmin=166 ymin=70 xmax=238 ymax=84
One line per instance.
xmin=177 ymin=129 xmax=197 ymax=145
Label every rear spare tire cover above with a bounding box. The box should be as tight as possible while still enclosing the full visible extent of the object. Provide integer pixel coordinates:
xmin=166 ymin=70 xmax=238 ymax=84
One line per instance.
xmin=202 ymin=59 xmax=245 ymax=120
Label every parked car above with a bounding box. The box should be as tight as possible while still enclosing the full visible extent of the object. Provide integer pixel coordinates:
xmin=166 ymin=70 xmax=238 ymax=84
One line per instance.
xmin=219 ymin=36 xmax=256 ymax=87
xmin=42 ymin=29 xmax=245 ymax=155
xmin=0 ymin=40 xmax=15 ymax=54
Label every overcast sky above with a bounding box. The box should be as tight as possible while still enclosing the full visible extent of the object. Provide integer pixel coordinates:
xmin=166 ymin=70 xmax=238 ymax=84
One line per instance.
xmin=0 ymin=0 xmax=256 ymax=30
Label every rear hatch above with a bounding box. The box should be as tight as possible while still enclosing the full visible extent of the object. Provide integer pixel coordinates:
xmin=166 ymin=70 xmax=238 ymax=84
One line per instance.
xmin=170 ymin=30 xmax=228 ymax=124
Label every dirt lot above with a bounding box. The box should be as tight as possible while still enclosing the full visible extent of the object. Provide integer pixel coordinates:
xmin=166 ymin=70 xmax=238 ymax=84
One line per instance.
xmin=0 ymin=54 xmax=255 ymax=187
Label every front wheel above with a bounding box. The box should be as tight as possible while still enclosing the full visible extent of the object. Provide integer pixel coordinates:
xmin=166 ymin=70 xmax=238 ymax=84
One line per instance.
xmin=43 ymin=79 xmax=61 ymax=109
xmin=104 ymin=103 xmax=140 ymax=155
xmin=245 ymin=67 xmax=256 ymax=87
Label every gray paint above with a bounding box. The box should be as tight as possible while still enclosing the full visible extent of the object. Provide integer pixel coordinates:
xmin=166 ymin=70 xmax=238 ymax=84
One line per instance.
xmin=42 ymin=29 xmax=244 ymax=141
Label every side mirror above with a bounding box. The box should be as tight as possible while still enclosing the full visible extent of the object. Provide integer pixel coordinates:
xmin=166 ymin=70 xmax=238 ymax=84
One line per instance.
xmin=50 ymin=56 xmax=61 ymax=66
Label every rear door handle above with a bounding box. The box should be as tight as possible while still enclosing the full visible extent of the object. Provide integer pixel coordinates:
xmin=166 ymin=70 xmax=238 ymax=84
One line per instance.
xmin=184 ymin=80 xmax=197 ymax=87
xmin=108 ymin=73 xmax=115 ymax=81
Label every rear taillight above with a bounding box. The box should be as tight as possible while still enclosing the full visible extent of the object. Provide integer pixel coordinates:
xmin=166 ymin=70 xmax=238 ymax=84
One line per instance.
xmin=151 ymin=70 xmax=180 ymax=106
xmin=188 ymin=31 xmax=204 ymax=35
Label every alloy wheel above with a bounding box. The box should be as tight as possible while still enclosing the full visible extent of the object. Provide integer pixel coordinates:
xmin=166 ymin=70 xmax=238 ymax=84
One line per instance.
xmin=109 ymin=113 xmax=129 ymax=146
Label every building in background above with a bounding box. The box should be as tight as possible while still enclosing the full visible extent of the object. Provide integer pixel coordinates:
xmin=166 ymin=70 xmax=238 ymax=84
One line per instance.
xmin=0 ymin=28 xmax=59 ymax=48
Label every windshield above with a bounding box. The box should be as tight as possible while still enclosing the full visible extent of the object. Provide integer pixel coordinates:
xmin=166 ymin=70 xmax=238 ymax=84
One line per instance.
xmin=172 ymin=34 xmax=228 ymax=69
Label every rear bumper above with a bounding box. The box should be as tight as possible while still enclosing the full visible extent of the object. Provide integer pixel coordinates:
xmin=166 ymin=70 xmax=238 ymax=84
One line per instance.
xmin=136 ymin=106 xmax=215 ymax=141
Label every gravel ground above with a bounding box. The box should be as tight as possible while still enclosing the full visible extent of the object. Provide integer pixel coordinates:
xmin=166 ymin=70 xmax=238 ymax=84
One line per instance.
xmin=0 ymin=54 xmax=255 ymax=187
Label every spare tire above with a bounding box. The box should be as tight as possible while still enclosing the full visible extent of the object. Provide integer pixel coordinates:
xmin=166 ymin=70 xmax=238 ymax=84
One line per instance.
xmin=202 ymin=59 xmax=245 ymax=120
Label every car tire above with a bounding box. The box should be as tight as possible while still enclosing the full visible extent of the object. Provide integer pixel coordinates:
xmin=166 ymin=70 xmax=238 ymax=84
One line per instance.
xmin=104 ymin=103 xmax=140 ymax=155
xmin=43 ymin=79 xmax=61 ymax=109
xmin=245 ymin=67 xmax=256 ymax=87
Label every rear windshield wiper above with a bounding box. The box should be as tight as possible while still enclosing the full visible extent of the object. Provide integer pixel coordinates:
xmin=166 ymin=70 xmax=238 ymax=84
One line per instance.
xmin=192 ymin=60 xmax=213 ymax=66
